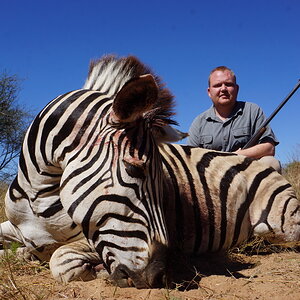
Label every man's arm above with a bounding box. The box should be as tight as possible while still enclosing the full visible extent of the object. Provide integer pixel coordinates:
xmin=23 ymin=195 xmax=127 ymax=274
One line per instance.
xmin=187 ymin=116 xmax=201 ymax=146
xmin=234 ymin=141 xmax=275 ymax=158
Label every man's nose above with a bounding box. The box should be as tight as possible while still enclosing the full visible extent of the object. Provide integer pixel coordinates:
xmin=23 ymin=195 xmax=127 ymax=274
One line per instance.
xmin=220 ymin=83 xmax=227 ymax=90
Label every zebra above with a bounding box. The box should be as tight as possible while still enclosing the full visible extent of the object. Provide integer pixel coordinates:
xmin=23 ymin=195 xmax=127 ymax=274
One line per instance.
xmin=0 ymin=55 xmax=184 ymax=288
xmin=1 ymin=55 xmax=300 ymax=288
xmin=49 ymin=143 xmax=300 ymax=287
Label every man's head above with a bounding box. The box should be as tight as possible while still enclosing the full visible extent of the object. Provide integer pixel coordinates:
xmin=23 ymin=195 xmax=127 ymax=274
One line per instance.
xmin=207 ymin=66 xmax=239 ymax=110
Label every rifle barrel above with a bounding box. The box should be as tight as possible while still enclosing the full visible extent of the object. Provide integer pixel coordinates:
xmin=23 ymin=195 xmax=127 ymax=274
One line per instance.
xmin=243 ymin=80 xmax=300 ymax=149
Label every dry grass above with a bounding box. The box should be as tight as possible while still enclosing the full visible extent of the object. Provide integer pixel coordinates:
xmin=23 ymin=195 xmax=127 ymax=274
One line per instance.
xmin=0 ymin=248 xmax=54 ymax=300
xmin=283 ymin=160 xmax=300 ymax=200
xmin=230 ymin=236 xmax=300 ymax=257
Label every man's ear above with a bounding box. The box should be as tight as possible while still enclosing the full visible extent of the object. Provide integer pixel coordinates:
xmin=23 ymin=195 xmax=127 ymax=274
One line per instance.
xmin=207 ymin=87 xmax=211 ymax=98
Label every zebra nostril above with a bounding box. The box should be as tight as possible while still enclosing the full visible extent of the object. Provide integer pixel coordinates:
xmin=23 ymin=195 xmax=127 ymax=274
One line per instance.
xmin=110 ymin=265 xmax=130 ymax=287
xmin=110 ymin=264 xmax=153 ymax=288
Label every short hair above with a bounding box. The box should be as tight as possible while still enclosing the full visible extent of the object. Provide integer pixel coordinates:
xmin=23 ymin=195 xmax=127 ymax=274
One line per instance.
xmin=208 ymin=66 xmax=237 ymax=86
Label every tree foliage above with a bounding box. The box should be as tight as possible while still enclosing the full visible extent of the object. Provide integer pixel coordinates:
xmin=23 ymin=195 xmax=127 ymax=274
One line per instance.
xmin=0 ymin=72 xmax=30 ymax=181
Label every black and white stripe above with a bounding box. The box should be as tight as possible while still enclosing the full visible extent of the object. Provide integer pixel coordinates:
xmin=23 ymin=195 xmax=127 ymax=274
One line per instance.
xmin=160 ymin=143 xmax=299 ymax=255
xmin=49 ymin=142 xmax=300 ymax=286
xmin=1 ymin=55 xmax=180 ymax=288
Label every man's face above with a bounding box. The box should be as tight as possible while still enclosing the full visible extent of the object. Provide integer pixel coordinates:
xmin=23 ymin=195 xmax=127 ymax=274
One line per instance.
xmin=207 ymin=70 xmax=239 ymax=108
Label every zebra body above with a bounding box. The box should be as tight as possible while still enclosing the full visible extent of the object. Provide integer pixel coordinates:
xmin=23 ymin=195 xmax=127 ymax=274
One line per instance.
xmin=1 ymin=55 xmax=299 ymax=288
xmin=50 ymin=142 xmax=300 ymax=285
xmin=160 ymin=143 xmax=299 ymax=253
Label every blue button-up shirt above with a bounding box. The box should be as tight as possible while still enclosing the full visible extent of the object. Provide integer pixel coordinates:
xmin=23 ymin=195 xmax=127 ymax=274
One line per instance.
xmin=187 ymin=101 xmax=279 ymax=152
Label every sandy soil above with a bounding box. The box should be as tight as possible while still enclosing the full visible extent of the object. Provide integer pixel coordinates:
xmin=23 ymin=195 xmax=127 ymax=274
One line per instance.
xmin=1 ymin=250 xmax=299 ymax=300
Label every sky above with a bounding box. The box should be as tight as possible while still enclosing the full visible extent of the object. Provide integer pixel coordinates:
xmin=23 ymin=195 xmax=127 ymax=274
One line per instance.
xmin=1 ymin=0 xmax=300 ymax=165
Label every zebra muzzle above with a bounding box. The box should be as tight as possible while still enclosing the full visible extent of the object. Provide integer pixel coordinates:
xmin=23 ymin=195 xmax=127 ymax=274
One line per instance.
xmin=110 ymin=262 xmax=167 ymax=289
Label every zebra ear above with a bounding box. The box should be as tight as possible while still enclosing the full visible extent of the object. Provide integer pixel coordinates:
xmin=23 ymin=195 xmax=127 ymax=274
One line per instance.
xmin=153 ymin=126 xmax=189 ymax=143
xmin=112 ymin=74 xmax=158 ymax=123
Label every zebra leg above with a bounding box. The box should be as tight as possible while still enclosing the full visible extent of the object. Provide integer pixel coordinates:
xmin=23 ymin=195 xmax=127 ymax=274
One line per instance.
xmin=0 ymin=220 xmax=59 ymax=261
xmin=49 ymin=239 xmax=105 ymax=283
xmin=0 ymin=220 xmax=29 ymax=257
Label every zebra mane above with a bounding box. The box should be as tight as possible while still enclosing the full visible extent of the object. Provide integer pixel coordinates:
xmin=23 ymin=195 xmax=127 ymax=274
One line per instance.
xmin=83 ymin=55 xmax=177 ymax=125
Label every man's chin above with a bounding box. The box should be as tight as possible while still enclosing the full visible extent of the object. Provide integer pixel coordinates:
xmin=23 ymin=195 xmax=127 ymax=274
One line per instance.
xmin=219 ymin=98 xmax=232 ymax=104
xmin=219 ymin=96 xmax=230 ymax=100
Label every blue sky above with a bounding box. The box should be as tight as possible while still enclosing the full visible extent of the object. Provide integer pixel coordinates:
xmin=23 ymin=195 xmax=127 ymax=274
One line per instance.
xmin=1 ymin=0 xmax=299 ymax=164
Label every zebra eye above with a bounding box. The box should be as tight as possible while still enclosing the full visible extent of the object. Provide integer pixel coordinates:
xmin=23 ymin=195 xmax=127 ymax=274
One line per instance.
xmin=123 ymin=160 xmax=145 ymax=179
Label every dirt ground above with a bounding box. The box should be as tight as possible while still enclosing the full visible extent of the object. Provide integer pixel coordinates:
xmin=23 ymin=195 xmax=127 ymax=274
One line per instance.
xmin=1 ymin=249 xmax=300 ymax=300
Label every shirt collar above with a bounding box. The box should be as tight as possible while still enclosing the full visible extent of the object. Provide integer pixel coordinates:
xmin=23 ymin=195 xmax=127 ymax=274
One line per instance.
xmin=205 ymin=106 xmax=219 ymax=122
xmin=205 ymin=101 xmax=244 ymax=122
xmin=230 ymin=101 xmax=244 ymax=118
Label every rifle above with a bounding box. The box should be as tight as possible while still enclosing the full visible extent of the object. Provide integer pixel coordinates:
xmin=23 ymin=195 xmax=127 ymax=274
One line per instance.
xmin=243 ymin=80 xmax=300 ymax=149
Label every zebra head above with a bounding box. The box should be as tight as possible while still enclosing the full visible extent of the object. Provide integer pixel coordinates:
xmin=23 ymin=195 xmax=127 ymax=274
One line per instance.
xmin=59 ymin=56 xmax=185 ymax=288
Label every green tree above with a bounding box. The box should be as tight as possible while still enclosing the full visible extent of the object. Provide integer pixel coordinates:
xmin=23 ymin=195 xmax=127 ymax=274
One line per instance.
xmin=0 ymin=72 xmax=30 ymax=181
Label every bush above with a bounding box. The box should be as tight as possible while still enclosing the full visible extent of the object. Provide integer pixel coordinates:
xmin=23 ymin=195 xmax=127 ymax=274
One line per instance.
xmin=0 ymin=72 xmax=31 ymax=182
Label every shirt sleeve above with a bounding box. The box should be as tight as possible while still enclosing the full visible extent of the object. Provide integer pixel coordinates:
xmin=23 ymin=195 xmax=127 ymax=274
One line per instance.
xmin=187 ymin=116 xmax=202 ymax=146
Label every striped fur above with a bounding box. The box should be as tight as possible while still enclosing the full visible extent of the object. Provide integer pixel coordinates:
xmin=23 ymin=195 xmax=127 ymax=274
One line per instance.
xmin=49 ymin=143 xmax=300 ymax=286
xmin=160 ymin=143 xmax=300 ymax=253
xmin=1 ymin=55 xmax=183 ymax=288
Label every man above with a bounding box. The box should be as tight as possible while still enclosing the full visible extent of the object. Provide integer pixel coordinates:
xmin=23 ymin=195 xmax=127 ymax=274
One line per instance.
xmin=187 ymin=66 xmax=281 ymax=172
